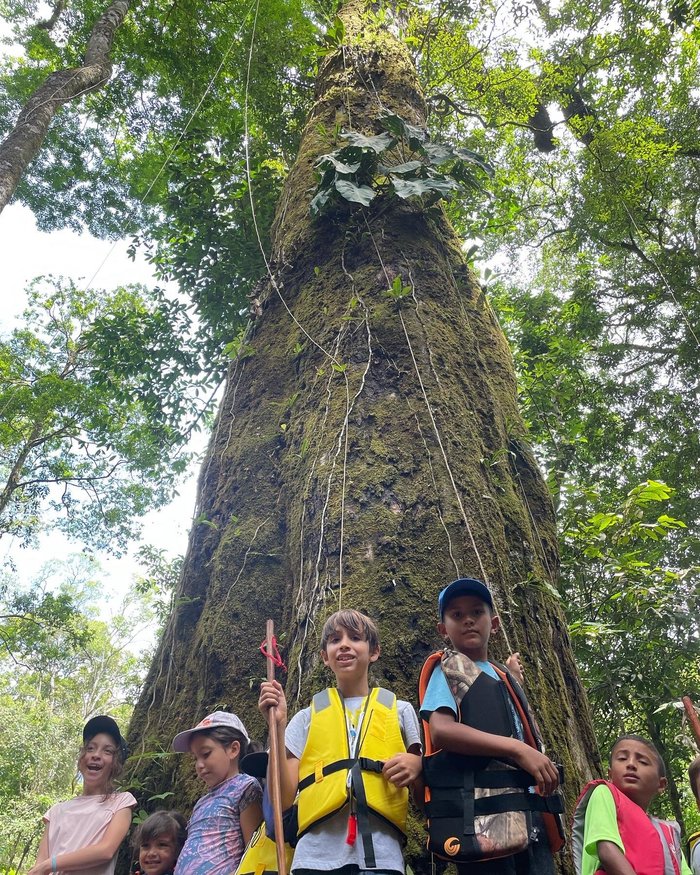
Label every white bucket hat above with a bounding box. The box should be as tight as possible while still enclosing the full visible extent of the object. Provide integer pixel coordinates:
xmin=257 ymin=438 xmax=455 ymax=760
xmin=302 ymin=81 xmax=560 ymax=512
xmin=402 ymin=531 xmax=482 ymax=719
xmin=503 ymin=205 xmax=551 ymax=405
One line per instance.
xmin=172 ymin=710 xmax=250 ymax=752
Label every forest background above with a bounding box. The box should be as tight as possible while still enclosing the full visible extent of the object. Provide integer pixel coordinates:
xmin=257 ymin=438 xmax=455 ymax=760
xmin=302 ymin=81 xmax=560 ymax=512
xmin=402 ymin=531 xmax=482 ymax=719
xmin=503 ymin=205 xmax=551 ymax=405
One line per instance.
xmin=0 ymin=0 xmax=699 ymax=867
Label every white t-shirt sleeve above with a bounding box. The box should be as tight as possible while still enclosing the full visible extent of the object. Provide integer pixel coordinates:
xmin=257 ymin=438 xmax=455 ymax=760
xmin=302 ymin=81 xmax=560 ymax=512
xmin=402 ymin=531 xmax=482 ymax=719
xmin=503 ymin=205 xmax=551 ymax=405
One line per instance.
xmin=397 ymin=700 xmax=421 ymax=751
xmin=284 ymin=706 xmax=311 ymax=760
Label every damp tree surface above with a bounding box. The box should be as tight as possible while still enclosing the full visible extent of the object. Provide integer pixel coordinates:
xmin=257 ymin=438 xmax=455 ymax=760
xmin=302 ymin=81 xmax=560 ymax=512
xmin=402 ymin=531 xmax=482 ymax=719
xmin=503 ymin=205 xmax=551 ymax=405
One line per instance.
xmin=124 ymin=0 xmax=600 ymax=857
xmin=2 ymin=0 xmax=699 ymax=857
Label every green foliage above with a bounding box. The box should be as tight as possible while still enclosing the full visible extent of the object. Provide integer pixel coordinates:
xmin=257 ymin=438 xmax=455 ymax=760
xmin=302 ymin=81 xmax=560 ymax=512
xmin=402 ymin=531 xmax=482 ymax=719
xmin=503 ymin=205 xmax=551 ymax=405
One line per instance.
xmin=0 ymin=557 xmax=153 ymax=868
xmin=2 ymin=0 xmax=700 ymax=833
xmin=310 ymin=112 xmax=493 ymax=216
xmin=0 ymin=277 xmax=212 ymax=550
xmin=561 ymin=481 xmax=699 ymax=822
xmin=133 ymin=545 xmax=183 ymax=629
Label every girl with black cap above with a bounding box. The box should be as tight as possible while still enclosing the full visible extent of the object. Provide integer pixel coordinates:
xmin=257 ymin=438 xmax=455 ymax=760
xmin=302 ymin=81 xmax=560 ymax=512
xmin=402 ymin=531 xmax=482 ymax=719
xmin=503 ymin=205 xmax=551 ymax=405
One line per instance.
xmin=28 ymin=715 xmax=136 ymax=875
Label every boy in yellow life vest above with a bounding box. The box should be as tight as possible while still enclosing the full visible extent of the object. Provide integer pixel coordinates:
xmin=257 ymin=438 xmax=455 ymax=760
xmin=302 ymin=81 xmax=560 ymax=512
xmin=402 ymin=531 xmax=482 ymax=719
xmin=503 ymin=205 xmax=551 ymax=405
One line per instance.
xmin=258 ymin=609 xmax=422 ymax=875
xmin=688 ymin=755 xmax=700 ymax=875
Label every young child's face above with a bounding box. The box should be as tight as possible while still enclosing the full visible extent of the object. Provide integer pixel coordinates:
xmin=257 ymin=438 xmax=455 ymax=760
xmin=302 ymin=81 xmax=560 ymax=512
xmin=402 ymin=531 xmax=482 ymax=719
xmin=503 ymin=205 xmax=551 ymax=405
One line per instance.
xmin=139 ymin=834 xmax=179 ymax=875
xmin=79 ymin=732 xmax=118 ymax=794
xmin=438 ymin=595 xmax=499 ymax=661
xmin=321 ymin=624 xmax=380 ymax=680
xmin=608 ymin=738 xmax=666 ymax=809
xmin=190 ymin=734 xmax=240 ymax=789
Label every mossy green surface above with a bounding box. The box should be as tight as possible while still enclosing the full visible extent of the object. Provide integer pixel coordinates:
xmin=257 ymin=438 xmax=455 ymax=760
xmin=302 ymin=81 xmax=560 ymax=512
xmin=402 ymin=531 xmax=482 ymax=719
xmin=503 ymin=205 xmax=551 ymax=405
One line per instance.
xmin=126 ymin=4 xmax=599 ymax=872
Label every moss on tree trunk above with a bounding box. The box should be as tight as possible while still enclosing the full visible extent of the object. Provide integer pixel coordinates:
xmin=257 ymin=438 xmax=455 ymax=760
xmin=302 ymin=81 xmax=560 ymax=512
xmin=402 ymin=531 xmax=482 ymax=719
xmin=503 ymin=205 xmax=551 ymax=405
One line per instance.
xmin=126 ymin=2 xmax=599 ymax=868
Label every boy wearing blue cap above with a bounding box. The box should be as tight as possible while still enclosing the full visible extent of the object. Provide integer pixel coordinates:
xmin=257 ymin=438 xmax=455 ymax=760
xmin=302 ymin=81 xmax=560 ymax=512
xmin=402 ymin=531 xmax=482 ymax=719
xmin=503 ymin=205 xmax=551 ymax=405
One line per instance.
xmin=419 ymin=577 xmax=564 ymax=875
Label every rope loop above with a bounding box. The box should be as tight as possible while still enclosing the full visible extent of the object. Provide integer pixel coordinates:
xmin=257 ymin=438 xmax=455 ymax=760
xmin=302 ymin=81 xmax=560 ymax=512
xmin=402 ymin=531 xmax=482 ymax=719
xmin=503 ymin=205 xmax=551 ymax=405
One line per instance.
xmin=260 ymin=636 xmax=287 ymax=671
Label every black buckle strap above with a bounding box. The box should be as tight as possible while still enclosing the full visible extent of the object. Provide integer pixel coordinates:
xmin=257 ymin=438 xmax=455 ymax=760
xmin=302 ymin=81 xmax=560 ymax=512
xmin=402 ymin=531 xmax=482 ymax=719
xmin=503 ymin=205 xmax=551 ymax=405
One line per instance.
xmin=350 ymin=761 xmax=376 ymax=868
xmin=427 ymin=790 xmax=564 ymax=820
xmin=474 ymin=793 xmax=564 ymax=816
xmin=297 ymin=757 xmax=384 ymax=792
xmin=462 ymin=770 xmax=475 ymax=836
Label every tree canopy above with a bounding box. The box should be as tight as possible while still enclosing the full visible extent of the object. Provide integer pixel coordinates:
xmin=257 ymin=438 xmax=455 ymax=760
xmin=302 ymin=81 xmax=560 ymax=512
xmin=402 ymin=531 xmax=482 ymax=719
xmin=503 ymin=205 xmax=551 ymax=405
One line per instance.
xmin=0 ymin=555 xmax=157 ymax=869
xmin=0 ymin=0 xmax=699 ymax=848
xmin=0 ymin=277 xmax=214 ymax=550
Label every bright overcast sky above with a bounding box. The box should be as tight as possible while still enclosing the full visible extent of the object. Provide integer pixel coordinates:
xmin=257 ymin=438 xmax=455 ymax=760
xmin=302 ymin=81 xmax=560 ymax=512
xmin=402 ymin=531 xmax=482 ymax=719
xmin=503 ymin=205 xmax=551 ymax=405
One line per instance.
xmin=0 ymin=202 xmax=201 ymax=617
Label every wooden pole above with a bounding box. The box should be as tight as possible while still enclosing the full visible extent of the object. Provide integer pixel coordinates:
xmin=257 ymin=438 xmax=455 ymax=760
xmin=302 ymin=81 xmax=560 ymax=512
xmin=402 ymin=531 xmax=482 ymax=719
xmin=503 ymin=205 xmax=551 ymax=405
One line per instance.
xmin=265 ymin=619 xmax=287 ymax=875
xmin=682 ymin=696 xmax=700 ymax=751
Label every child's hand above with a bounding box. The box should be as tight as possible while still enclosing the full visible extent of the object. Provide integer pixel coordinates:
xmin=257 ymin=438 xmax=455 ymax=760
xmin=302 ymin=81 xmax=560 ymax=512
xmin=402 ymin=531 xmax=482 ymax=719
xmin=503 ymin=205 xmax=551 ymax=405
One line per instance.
xmin=512 ymin=744 xmax=559 ymax=796
xmin=382 ymin=753 xmax=422 ymax=788
xmin=505 ymin=652 xmax=525 ymax=685
xmin=258 ymin=679 xmax=287 ymax=725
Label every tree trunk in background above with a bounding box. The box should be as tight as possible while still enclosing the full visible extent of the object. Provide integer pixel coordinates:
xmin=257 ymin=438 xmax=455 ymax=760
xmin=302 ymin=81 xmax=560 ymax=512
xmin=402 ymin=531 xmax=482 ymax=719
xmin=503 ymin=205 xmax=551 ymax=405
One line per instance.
xmin=0 ymin=0 xmax=130 ymax=213
xmin=127 ymin=1 xmax=599 ymax=866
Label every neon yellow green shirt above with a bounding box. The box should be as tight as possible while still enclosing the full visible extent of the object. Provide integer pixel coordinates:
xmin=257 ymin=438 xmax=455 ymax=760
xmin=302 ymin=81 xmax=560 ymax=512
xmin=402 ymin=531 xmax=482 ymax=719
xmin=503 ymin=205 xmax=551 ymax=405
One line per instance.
xmin=581 ymin=784 xmax=692 ymax=875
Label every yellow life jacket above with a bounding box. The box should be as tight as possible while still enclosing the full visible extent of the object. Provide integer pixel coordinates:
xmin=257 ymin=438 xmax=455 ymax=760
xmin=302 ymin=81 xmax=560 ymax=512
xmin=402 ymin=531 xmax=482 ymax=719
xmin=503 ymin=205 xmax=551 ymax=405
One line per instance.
xmin=297 ymin=686 xmax=408 ymax=853
xmin=235 ymin=823 xmax=294 ymax=875
xmin=688 ymin=830 xmax=700 ymax=870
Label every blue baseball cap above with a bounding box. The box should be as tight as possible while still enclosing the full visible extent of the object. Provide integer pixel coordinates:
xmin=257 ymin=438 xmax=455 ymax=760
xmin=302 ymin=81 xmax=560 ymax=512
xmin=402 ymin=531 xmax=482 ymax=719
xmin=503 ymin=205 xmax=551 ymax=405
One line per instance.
xmin=438 ymin=577 xmax=494 ymax=617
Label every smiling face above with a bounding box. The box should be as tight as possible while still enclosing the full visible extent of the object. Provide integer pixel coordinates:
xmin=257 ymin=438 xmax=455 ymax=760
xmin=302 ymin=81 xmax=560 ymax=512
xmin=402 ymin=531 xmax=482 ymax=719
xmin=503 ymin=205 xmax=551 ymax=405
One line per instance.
xmin=189 ymin=733 xmax=240 ymax=790
xmin=608 ymin=738 xmax=666 ymax=809
xmin=139 ymin=834 xmax=179 ymax=875
xmin=78 ymin=732 xmax=118 ymax=795
xmin=321 ymin=624 xmax=380 ymax=696
xmin=438 ymin=594 xmax=500 ymax=661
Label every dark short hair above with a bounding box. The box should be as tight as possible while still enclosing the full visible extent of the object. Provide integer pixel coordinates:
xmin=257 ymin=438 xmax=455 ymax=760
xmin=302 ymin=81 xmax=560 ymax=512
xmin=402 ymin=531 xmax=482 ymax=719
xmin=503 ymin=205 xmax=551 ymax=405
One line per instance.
xmin=192 ymin=726 xmax=249 ymax=760
xmin=689 ymin=755 xmax=700 ymax=801
xmin=610 ymin=734 xmax=666 ymax=777
xmin=132 ymin=810 xmax=187 ymax=853
xmin=321 ymin=610 xmax=380 ymax=653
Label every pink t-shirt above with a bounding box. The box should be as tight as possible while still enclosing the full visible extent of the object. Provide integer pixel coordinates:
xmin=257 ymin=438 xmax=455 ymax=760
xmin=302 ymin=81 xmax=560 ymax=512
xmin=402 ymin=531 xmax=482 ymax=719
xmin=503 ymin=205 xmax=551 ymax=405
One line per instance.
xmin=44 ymin=791 xmax=137 ymax=875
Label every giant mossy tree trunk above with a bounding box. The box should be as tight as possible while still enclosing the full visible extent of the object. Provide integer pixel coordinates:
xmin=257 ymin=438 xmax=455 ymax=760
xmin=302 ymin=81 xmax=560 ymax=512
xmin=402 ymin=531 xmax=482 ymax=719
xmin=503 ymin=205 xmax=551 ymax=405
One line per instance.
xmin=127 ymin=0 xmax=599 ymax=863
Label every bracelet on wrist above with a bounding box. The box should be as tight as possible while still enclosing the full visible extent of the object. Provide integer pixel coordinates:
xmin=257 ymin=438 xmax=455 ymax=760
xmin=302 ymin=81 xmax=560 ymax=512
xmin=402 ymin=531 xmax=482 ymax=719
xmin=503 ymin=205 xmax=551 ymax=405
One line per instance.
xmin=51 ymin=855 xmax=58 ymax=874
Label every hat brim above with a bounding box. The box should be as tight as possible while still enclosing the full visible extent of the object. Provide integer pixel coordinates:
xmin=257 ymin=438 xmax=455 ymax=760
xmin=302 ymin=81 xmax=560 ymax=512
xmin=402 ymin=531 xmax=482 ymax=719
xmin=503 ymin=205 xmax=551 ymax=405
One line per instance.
xmin=439 ymin=578 xmax=494 ymax=616
xmin=240 ymin=751 xmax=269 ymax=778
xmin=83 ymin=715 xmax=123 ymax=745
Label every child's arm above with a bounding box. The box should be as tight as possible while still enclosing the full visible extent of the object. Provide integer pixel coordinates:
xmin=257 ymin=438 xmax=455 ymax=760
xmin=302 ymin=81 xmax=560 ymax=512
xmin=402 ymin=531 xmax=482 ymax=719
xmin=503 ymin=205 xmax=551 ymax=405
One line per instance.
xmin=596 ymin=841 xmax=637 ymax=875
xmin=258 ymin=679 xmax=300 ymax=811
xmin=27 ymin=808 xmax=132 ymax=875
xmin=382 ymin=743 xmax=422 ymax=788
xmin=32 ymin=826 xmax=49 ymax=869
xmin=240 ymin=799 xmax=264 ymax=845
xmin=505 ymin=652 xmax=525 ymax=686
xmin=429 ymin=709 xmax=560 ymax=796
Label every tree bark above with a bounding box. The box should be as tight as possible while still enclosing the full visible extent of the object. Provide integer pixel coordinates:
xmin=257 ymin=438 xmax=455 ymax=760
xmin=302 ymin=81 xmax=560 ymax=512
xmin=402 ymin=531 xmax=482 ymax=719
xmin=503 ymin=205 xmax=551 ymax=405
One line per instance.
xmin=127 ymin=1 xmax=599 ymax=866
xmin=0 ymin=0 xmax=130 ymax=214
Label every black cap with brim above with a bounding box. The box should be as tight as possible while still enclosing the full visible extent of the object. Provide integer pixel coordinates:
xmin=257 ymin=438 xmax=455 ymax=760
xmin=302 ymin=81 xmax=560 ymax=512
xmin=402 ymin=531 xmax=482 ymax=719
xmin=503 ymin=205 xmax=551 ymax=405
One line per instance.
xmin=438 ymin=577 xmax=494 ymax=617
xmin=83 ymin=715 xmax=127 ymax=757
xmin=240 ymin=750 xmax=269 ymax=779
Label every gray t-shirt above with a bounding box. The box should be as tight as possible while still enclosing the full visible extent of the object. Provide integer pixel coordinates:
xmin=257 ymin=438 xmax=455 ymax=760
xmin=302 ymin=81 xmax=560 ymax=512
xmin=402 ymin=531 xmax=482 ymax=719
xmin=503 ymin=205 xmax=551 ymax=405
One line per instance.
xmin=285 ymin=694 xmax=421 ymax=873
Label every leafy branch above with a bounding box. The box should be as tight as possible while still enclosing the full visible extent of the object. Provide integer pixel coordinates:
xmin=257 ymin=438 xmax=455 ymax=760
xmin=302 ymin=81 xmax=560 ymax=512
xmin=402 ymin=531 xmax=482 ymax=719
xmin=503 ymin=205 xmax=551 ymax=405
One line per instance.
xmin=310 ymin=111 xmax=493 ymax=216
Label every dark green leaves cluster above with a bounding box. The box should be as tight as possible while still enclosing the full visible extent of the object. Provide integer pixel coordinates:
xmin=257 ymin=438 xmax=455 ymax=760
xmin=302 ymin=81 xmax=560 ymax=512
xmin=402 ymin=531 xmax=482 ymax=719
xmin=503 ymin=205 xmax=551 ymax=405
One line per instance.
xmin=0 ymin=278 xmax=211 ymax=551
xmin=561 ymin=480 xmax=699 ymax=825
xmin=0 ymin=556 xmax=154 ymax=868
xmin=310 ymin=112 xmax=493 ymax=216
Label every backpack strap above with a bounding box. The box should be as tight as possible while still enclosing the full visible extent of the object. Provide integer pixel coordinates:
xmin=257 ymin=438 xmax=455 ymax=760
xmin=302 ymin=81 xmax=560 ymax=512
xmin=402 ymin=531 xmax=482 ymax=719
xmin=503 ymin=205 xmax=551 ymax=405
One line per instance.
xmin=651 ymin=818 xmax=682 ymax=875
xmin=418 ymin=651 xmax=445 ymax=758
xmin=492 ymin=663 xmax=565 ymax=853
